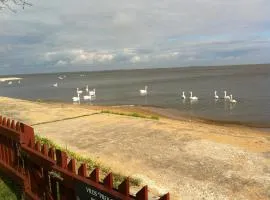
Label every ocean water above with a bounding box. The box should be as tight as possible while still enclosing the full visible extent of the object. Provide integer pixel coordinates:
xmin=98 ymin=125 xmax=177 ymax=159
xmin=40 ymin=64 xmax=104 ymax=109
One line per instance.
xmin=0 ymin=64 xmax=270 ymax=127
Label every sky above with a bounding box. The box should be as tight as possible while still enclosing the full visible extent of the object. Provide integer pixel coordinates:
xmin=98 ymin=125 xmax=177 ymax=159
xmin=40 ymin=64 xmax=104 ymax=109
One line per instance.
xmin=1 ymin=0 xmax=270 ymax=75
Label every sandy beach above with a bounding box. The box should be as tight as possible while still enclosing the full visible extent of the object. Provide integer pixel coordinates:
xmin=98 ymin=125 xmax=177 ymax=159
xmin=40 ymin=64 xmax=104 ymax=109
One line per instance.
xmin=0 ymin=77 xmax=22 ymax=82
xmin=0 ymin=96 xmax=269 ymax=199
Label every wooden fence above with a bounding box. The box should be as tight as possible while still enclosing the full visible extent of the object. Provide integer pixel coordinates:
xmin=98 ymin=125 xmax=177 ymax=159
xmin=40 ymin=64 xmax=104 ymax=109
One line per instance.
xmin=0 ymin=115 xmax=170 ymax=200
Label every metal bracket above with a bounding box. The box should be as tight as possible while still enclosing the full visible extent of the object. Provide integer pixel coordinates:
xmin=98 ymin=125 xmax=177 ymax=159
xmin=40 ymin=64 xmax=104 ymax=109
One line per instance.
xmin=48 ymin=170 xmax=64 ymax=181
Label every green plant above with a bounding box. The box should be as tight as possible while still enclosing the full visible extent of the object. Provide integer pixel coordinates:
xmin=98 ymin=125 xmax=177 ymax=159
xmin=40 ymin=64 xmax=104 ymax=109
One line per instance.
xmin=151 ymin=116 xmax=159 ymax=120
xmin=35 ymin=135 xmax=141 ymax=187
xmin=0 ymin=172 xmax=22 ymax=200
xmin=100 ymin=110 xmax=159 ymax=120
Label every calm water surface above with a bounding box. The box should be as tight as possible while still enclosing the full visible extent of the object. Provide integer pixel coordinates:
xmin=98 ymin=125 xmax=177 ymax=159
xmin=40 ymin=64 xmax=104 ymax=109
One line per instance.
xmin=1 ymin=65 xmax=270 ymax=127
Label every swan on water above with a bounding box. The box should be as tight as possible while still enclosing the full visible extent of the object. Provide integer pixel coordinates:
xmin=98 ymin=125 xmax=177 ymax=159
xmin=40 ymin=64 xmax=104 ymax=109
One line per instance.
xmin=229 ymin=94 xmax=237 ymax=103
xmin=89 ymin=88 xmax=96 ymax=96
xmin=189 ymin=91 xmax=198 ymax=100
xmin=8 ymin=81 xmax=12 ymax=85
xmin=140 ymin=86 xmax=148 ymax=95
xmin=83 ymin=91 xmax=92 ymax=100
xmin=85 ymin=85 xmax=89 ymax=92
xmin=77 ymin=88 xmax=83 ymax=94
xmin=72 ymin=93 xmax=80 ymax=103
xmin=53 ymin=83 xmax=58 ymax=87
xmin=214 ymin=90 xmax=219 ymax=99
xmin=224 ymin=91 xmax=230 ymax=100
xmin=181 ymin=91 xmax=186 ymax=99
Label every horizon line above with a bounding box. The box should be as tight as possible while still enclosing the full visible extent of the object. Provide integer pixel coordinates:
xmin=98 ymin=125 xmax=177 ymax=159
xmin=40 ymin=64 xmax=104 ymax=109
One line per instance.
xmin=0 ymin=62 xmax=269 ymax=77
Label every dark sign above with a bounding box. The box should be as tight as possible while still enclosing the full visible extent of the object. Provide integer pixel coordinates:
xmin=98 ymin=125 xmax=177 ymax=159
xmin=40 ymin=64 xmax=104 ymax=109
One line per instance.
xmin=75 ymin=180 xmax=121 ymax=200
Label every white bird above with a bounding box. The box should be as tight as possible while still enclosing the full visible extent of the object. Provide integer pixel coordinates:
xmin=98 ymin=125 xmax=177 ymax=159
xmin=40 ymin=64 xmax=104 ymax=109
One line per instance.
xmin=83 ymin=91 xmax=92 ymax=100
xmin=72 ymin=93 xmax=80 ymax=103
xmin=77 ymin=88 xmax=83 ymax=94
xmin=181 ymin=91 xmax=186 ymax=99
xmin=214 ymin=90 xmax=219 ymax=99
xmin=58 ymin=76 xmax=63 ymax=80
xmin=85 ymin=85 xmax=89 ymax=92
xmin=189 ymin=91 xmax=198 ymax=100
xmin=53 ymin=83 xmax=58 ymax=87
xmin=140 ymin=86 xmax=148 ymax=95
xmin=8 ymin=81 xmax=12 ymax=85
xmin=229 ymin=94 xmax=237 ymax=103
xmin=89 ymin=88 xmax=96 ymax=96
xmin=224 ymin=91 xmax=230 ymax=100
xmin=18 ymin=80 xmax=21 ymax=84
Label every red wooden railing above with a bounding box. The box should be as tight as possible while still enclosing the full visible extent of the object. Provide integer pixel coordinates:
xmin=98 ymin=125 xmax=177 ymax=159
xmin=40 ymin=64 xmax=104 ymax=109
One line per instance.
xmin=0 ymin=115 xmax=170 ymax=200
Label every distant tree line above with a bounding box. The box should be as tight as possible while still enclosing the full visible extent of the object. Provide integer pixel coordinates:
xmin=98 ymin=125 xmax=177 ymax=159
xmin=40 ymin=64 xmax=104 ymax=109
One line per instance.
xmin=0 ymin=0 xmax=32 ymax=12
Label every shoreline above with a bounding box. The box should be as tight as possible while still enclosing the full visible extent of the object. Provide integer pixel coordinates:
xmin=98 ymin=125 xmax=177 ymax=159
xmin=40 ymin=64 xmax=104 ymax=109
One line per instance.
xmin=2 ymin=95 xmax=267 ymax=150
xmin=136 ymin=106 xmax=270 ymax=128
xmin=29 ymin=98 xmax=270 ymax=131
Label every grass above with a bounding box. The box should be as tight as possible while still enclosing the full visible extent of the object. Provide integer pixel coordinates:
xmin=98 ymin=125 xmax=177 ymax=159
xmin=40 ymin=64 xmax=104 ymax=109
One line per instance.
xmin=0 ymin=172 xmax=22 ymax=200
xmin=101 ymin=110 xmax=159 ymax=120
xmin=35 ymin=135 xmax=141 ymax=188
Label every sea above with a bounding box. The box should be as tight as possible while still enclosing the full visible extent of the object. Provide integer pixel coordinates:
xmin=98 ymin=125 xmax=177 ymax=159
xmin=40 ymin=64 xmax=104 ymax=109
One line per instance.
xmin=0 ymin=64 xmax=270 ymax=129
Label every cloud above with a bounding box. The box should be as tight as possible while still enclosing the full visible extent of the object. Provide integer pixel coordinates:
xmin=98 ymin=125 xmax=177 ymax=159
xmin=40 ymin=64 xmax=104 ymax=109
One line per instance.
xmin=55 ymin=60 xmax=67 ymax=66
xmin=130 ymin=56 xmax=141 ymax=63
xmin=43 ymin=49 xmax=116 ymax=66
xmin=0 ymin=0 xmax=270 ymax=74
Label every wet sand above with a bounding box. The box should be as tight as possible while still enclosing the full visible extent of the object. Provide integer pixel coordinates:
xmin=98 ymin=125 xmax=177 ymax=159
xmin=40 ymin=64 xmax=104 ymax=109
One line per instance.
xmin=0 ymin=96 xmax=269 ymax=200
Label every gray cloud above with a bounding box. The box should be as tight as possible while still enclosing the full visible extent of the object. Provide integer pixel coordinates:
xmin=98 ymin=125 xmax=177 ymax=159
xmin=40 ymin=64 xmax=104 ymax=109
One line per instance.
xmin=0 ymin=0 xmax=270 ymax=74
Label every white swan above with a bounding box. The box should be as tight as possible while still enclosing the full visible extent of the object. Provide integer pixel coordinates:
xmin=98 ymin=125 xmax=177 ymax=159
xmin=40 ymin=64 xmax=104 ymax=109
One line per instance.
xmin=224 ymin=91 xmax=230 ymax=100
xmin=214 ymin=90 xmax=219 ymax=99
xmin=181 ymin=91 xmax=186 ymax=99
xmin=77 ymin=88 xmax=83 ymax=94
xmin=72 ymin=93 xmax=80 ymax=103
xmin=229 ymin=94 xmax=237 ymax=103
xmin=189 ymin=91 xmax=198 ymax=100
xmin=85 ymin=85 xmax=89 ymax=92
xmin=83 ymin=91 xmax=92 ymax=100
xmin=18 ymin=80 xmax=21 ymax=84
xmin=140 ymin=86 xmax=148 ymax=95
xmin=53 ymin=83 xmax=58 ymax=87
xmin=89 ymin=88 xmax=96 ymax=96
xmin=58 ymin=76 xmax=63 ymax=80
xmin=8 ymin=81 xmax=12 ymax=85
